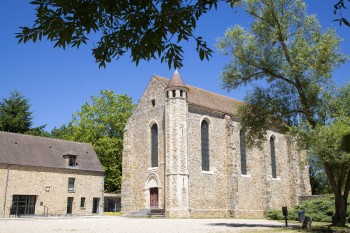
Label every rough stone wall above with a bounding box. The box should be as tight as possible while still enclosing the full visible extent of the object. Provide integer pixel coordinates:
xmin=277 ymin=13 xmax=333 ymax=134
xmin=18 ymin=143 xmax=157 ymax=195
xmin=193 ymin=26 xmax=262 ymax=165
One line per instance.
xmin=0 ymin=164 xmax=104 ymax=217
xmin=187 ymin=107 xmax=232 ymax=217
xmin=121 ymin=77 xmax=167 ymax=213
xmin=186 ymin=107 xmax=311 ymax=218
xmin=164 ymin=89 xmax=189 ymax=217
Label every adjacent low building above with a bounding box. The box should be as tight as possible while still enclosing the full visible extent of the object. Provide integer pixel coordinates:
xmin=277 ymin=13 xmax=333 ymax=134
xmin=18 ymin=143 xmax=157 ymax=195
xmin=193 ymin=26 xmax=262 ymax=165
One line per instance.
xmin=0 ymin=132 xmax=104 ymax=217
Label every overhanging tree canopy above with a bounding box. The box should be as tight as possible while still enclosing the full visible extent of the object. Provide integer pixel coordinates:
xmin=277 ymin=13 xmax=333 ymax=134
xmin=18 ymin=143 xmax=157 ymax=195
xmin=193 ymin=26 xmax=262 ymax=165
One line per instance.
xmin=16 ymin=0 xmax=237 ymax=69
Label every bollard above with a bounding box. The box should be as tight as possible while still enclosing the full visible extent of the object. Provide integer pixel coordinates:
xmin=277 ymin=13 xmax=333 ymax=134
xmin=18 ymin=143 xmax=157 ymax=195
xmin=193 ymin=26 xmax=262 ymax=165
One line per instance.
xmin=282 ymin=206 xmax=288 ymax=227
xmin=302 ymin=216 xmax=312 ymax=230
xmin=298 ymin=210 xmax=305 ymax=223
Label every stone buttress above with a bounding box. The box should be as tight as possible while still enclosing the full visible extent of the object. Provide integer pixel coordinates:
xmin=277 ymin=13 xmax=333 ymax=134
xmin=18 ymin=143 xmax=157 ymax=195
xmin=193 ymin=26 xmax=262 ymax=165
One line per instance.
xmin=164 ymin=70 xmax=190 ymax=217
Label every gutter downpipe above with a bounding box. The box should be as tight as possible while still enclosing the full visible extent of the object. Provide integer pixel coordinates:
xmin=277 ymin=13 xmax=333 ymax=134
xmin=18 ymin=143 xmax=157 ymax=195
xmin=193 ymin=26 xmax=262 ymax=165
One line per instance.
xmin=2 ymin=165 xmax=10 ymax=218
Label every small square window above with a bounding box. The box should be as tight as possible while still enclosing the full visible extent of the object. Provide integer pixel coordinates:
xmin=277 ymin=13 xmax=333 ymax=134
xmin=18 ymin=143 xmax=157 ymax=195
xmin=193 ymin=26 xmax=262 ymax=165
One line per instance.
xmin=68 ymin=177 xmax=75 ymax=192
xmin=151 ymin=99 xmax=155 ymax=106
xmin=80 ymin=197 xmax=86 ymax=208
xmin=69 ymin=157 xmax=76 ymax=166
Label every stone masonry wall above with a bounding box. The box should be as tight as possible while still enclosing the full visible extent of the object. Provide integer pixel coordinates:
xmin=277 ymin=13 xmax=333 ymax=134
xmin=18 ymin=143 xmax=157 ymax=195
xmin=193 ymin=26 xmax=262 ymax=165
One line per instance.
xmin=0 ymin=164 xmax=104 ymax=217
xmin=187 ymin=106 xmax=311 ymax=218
xmin=121 ymin=77 xmax=312 ymax=217
xmin=121 ymin=77 xmax=167 ymax=213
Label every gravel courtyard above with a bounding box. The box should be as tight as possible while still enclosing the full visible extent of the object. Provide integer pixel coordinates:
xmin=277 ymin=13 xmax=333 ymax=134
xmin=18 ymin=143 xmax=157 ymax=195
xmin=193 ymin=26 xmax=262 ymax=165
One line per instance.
xmin=0 ymin=216 xmax=286 ymax=233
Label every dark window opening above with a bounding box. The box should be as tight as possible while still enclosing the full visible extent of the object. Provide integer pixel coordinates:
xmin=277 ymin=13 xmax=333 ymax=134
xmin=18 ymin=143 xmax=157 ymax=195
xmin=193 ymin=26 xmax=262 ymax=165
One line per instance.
xmin=151 ymin=99 xmax=155 ymax=106
xmin=68 ymin=177 xmax=75 ymax=192
xmin=240 ymin=130 xmax=247 ymax=175
xmin=67 ymin=197 xmax=73 ymax=214
xmin=11 ymin=195 xmax=36 ymax=216
xmin=172 ymin=90 xmax=176 ymax=97
xmin=92 ymin=198 xmax=100 ymax=214
xmin=151 ymin=124 xmax=158 ymax=167
xmin=201 ymin=120 xmax=209 ymax=171
xmin=69 ymin=156 xmax=76 ymax=166
xmin=180 ymin=90 xmax=183 ymax=97
xmin=270 ymin=137 xmax=277 ymax=178
xmin=80 ymin=197 xmax=86 ymax=208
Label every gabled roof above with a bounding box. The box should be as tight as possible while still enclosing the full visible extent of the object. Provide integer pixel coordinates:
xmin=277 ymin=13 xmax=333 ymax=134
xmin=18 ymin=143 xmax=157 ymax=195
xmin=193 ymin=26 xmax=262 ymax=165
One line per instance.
xmin=0 ymin=132 xmax=103 ymax=173
xmin=154 ymin=75 xmax=243 ymax=116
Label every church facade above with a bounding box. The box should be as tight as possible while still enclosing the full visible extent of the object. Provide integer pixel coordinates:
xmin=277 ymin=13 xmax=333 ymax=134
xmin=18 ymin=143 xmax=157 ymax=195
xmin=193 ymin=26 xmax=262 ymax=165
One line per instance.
xmin=121 ymin=71 xmax=311 ymax=218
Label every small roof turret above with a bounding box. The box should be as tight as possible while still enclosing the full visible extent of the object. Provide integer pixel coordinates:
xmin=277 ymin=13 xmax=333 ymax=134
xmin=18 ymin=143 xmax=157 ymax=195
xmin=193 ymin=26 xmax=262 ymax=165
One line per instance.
xmin=166 ymin=70 xmax=188 ymax=90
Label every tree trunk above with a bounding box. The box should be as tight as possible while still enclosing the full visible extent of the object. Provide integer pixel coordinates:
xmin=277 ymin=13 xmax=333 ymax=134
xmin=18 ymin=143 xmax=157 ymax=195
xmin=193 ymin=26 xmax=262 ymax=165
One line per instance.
xmin=333 ymin=194 xmax=347 ymax=227
xmin=323 ymin=162 xmax=349 ymax=227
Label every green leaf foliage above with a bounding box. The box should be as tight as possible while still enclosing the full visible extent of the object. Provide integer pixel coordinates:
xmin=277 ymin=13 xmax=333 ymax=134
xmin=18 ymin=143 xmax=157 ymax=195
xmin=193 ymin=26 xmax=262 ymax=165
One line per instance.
xmin=0 ymin=91 xmax=34 ymax=133
xmin=308 ymin=152 xmax=332 ymax=195
xmin=61 ymin=90 xmax=135 ymax=192
xmin=268 ymin=195 xmax=350 ymax=223
xmin=341 ymin=134 xmax=350 ymax=153
xmin=16 ymin=0 xmax=240 ymax=69
xmin=334 ymin=0 xmax=350 ymax=27
xmin=216 ymin=0 xmax=350 ymax=226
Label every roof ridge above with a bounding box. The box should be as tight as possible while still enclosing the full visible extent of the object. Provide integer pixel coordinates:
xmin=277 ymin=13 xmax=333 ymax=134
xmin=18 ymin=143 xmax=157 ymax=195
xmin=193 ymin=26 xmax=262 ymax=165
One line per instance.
xmin=152 ymin=75 xmax=243 ymax=103
xmin=153 ymin=75 xmax=168 ymax=87
xmin=187 ymin=84 xmax=244 ymax=104
xmin=0 ymin=131 xmax=91 ymax=146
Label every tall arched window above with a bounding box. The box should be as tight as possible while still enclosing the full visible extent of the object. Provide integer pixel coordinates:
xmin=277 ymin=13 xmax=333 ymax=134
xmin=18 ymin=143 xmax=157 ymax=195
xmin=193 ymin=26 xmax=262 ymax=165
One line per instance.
xmin=270 ymin=136 xmax=277 ymax=178
xmin=240 ymin=130 xmax=247 ymax=175
xmin=201 ymin=120 xmax=209 ymax=171
xmin=151 ymin=124 xmax=158 ymax=167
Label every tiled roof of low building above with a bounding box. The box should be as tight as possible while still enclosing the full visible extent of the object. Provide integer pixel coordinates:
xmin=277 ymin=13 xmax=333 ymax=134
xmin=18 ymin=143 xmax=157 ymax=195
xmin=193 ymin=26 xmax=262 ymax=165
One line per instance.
xmin=0 ymin=132 xmax=103 ymax=173
xmin=155 ymin=75 xmax=243 ymax=116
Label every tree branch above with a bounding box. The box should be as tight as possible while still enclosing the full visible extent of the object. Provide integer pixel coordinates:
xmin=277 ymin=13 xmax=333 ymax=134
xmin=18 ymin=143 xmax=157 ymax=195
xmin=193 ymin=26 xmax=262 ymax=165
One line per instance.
xmin=324 ymin=161 xmax=341 ymax=196
xmin=338 ymin=163 xmax=347 ymax=191
xmin=343 ymin=165 xmax=350 ymax=201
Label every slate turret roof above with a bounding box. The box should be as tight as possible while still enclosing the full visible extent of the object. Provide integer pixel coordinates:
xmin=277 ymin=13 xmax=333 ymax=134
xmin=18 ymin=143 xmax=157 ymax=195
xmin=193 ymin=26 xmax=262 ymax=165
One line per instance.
xmin=0 ymin=131 xmax=103 ymax=173
xmin=165 ymin=70 xmax=188 ymax=90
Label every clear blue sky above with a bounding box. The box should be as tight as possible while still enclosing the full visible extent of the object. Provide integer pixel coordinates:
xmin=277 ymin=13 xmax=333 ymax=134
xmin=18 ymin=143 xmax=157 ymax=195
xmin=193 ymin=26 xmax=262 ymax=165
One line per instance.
xmin=1 ymin=1 xmax=349 ymax=131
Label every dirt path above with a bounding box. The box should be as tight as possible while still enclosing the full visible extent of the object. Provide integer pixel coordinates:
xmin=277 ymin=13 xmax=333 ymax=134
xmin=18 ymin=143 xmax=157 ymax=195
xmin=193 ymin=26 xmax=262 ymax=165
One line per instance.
xmin=0 ymin=216 xmax=285 ymax=233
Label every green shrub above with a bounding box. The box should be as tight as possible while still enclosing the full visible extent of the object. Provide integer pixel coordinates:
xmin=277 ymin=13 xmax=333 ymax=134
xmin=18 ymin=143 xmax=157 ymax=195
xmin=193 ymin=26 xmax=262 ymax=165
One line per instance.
xmin=267 ymin=195 xmax=350 ymax=223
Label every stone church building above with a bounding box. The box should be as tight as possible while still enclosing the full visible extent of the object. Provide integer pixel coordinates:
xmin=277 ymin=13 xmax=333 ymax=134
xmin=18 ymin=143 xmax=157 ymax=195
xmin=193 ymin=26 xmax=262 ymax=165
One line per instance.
xmin=121 ymin=71 xmax=311 ymax=218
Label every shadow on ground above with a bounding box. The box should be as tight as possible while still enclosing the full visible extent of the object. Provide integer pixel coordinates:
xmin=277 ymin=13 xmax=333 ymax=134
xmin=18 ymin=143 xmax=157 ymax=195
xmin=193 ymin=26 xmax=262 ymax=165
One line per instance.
xmin=208 ymin=223 xmax=287 ymax=228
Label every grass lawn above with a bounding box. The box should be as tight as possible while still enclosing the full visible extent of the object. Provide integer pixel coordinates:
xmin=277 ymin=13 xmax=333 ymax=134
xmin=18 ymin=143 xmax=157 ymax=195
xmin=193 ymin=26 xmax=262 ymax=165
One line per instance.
xmin=104 ymin=211 xmax=121 ymax=216
xmin=242 ymin=221 xmax=350 ymax=233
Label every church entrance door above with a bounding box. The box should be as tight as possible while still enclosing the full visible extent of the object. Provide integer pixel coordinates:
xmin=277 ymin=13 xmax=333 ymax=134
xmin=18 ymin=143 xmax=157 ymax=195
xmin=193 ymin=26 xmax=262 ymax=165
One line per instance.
xmin=150 ymin=187 xmax=158 ymax=209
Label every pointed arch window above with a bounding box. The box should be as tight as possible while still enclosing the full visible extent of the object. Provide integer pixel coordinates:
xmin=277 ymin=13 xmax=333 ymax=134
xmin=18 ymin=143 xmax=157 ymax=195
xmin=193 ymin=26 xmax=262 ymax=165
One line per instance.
xmin=240 ymin=130 xmax=247 ymax=175
xmin=151 ymin=124 xmax=158 ymax=167
xmin=201 ymin=120 xmax=209 ymax=171
xmin=270 ymin=136 xmax=277 ymax=178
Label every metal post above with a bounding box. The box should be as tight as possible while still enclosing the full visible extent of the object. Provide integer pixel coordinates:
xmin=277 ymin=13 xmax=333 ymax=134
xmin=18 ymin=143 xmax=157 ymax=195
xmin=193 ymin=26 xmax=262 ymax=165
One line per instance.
xmin=285 ymin=215 xmax=288 ymax=227
xmin=282 ymin=206 xmax=288 ymax=227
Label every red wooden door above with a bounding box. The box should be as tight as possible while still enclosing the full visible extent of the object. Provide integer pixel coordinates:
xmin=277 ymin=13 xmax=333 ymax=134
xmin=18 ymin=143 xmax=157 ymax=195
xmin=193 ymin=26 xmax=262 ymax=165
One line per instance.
xmin=150 ymin=188 xmax=158 ymax=208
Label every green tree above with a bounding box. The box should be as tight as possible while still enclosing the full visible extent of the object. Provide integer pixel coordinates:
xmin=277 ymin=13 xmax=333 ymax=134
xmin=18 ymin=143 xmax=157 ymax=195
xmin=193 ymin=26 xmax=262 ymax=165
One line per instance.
xmin=16 ymin=0 xmax=239 ymax=69
xmin=341 ymin=134 xmax=350 ymax=152
xmin=216 ymin=0 xmax=349 ymax=226
xmin=50 ymin=123 xmax=74 ymax=139
xmin=66 ymin=90 xmax=134 ymax=192
xmin=308 ymin=153 xmax=331 ymax=195
xmin=26 ymin=125 xmax=50 ymax=137
xmin=0 ymin=91 xmax=33 ymax=133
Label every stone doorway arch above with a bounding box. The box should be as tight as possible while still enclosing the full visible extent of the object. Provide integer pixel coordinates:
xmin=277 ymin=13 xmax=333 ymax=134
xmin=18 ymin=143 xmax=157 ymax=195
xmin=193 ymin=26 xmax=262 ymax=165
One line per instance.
xmin=144 ymin=173 xmax=162 ymax=209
